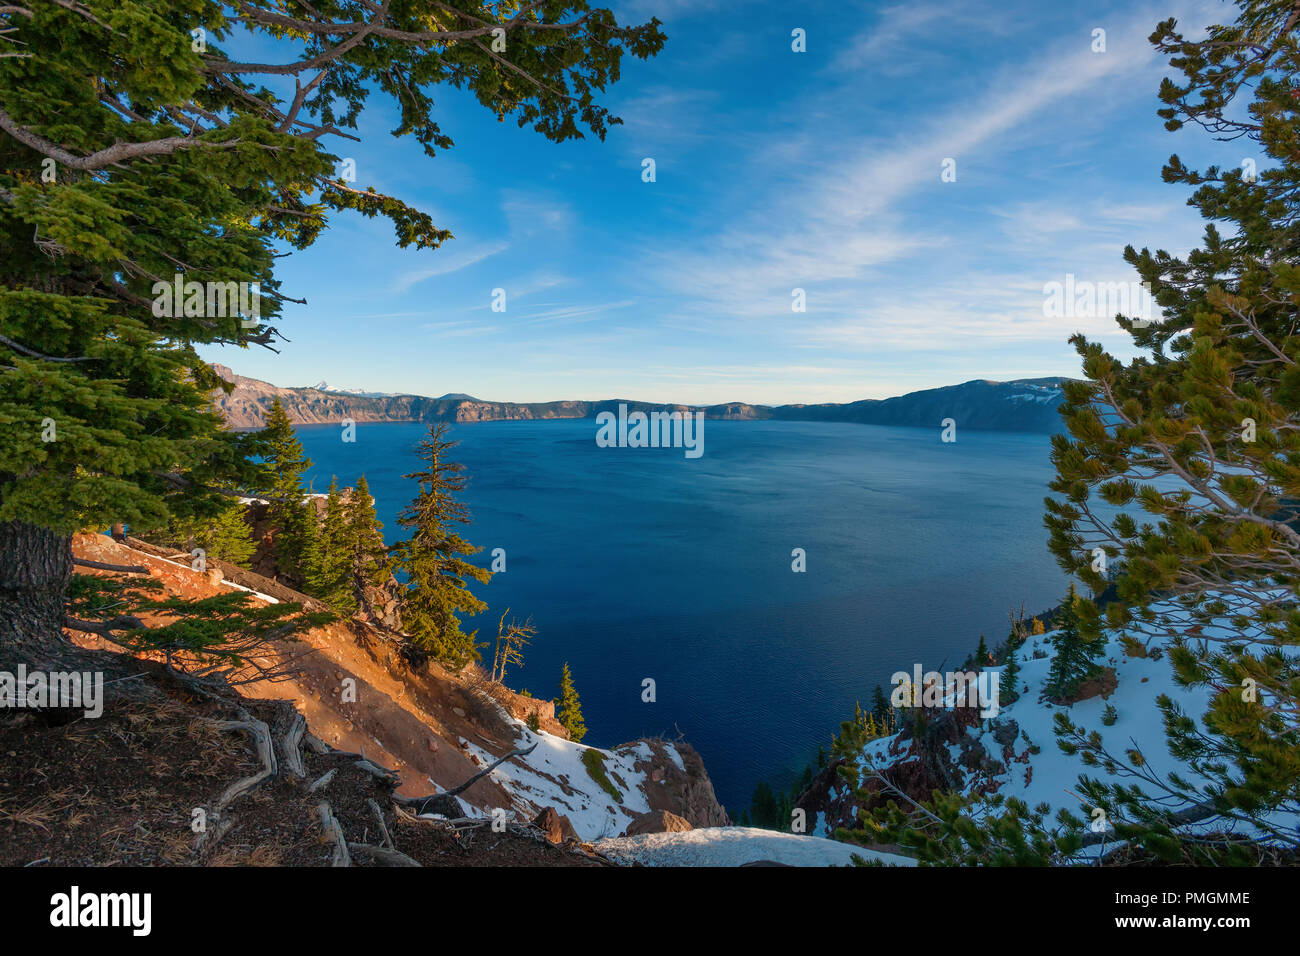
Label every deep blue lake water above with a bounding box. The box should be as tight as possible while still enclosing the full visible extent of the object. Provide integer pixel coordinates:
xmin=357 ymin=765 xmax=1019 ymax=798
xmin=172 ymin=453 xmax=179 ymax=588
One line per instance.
xmin=295 ymin=418 xmax=1069 ymax=813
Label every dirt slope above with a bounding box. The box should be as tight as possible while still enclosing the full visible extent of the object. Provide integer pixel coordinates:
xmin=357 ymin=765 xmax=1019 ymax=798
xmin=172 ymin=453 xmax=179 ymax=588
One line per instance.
xmin=67 ymin=533 xmax=726 ymax=834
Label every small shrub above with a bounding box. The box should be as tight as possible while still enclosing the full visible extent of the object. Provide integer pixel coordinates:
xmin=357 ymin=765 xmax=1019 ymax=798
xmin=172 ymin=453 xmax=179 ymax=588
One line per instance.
xmin=581 ymin=748 xmax=622 ymax=802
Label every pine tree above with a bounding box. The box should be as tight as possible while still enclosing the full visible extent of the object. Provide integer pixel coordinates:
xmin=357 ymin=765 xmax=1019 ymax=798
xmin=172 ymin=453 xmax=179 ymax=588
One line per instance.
xmin=1040 ymin=0 xmax=1300 ymax=859
xmin=841 ymin=1 xmax=1300 ymax=865
xmin=975 ymin=634 xmax=990 ymax=666
xmin=999 ymin=643 xmax=1021 ymax=704
xmin=1044 ymin=586 xmax=1100 ymax=701
xmin=344 ymin=475 xmax=393 ymax=614
xmin=0 ymin=0 xmax=664 ymax=670
xmin=556 ymin=661 xmax=586 ymax=742
xmin=304 ymin=477 xmax=355 ymax=612
xmin=870 ymin=683 xmax=892 ymax=727
xmin=391 ymin=424 xmax=491 ymax=668
xmin=749 ymin=781 xmax=778 ymax=829
xmin=164 ymin=499 xmax=256 ymax=570
xmin=260 ymin=397 xmax=317 ymax=585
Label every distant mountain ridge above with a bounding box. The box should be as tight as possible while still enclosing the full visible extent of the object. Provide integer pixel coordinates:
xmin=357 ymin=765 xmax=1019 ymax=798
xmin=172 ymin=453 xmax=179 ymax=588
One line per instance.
xmin=209 ymin=365 xmax=1070 ymax=433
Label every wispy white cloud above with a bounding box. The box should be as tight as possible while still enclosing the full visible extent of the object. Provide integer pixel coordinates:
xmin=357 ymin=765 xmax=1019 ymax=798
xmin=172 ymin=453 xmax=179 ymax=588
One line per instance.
xmin=829 ymin=3 xmax=949 ymax=75
xmin=501 ymin=192 xmax=574 ymax=239
xmin=395 ymin=240 xmax=509 ymax=293
xmin=522 ymin=300 xmax=638 ymax=326
xmin=648 ymin=0 xmax=1207 ymax=345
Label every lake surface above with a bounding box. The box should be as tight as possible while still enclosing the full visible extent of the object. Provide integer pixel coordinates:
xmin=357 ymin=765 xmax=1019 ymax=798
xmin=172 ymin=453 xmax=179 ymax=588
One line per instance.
xmin=295 ymin=418 xmax=1070 ymax=813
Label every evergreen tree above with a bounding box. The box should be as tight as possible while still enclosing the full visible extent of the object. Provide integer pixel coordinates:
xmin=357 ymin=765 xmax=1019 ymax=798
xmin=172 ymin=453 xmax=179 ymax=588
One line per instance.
xmin=975 ymin=634 xmax=990 ymax=666
xmin=392 ymin=424 xmax=490 ymax=667
xmin=844 ymin=0 xmax=1300 ymax=866
xmin=999 ymin=643 xmax=1021 ymax=704
xmin=1041 ymin=0 xmax=1300 ymax=859
xmin=556 ymin=661 xmax=586 ymax=742
xmin=304 ymin=477 xmax=355 ymax=612
xmin=345 ymin=475 xmax=394 ymax=613
xmin=260 ymin=397 xmax=316 ymax=584
xmin=0 ymin=0 xmax=664 ymax=667
xmin=870 ymin=683 xmax=891 ymax=725
xmin=164 ymin=499 xmax=256 ymax=570
xmin=750 ymin=780 xmax=776 ymax=827
xmin=1043 ymin=586 xmax=1100 ymax=700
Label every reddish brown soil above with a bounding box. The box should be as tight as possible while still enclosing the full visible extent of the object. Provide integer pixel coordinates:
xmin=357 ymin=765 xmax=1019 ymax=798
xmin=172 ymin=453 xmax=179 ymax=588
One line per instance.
xmin=0 ymin=681 xmax=604 ymax=867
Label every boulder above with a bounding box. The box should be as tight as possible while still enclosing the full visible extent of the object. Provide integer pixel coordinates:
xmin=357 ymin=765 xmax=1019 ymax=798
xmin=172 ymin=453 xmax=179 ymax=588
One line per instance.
xmin=533 ymin=807 xmax=581 ymax=845
xmin=623 ymin=809 xmax=693 ymax=837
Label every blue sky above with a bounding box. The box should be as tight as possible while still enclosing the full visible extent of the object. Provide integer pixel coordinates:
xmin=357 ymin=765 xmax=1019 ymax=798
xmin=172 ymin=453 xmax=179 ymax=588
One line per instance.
xmin=200 ymin=0 xmax=1238 ymax=405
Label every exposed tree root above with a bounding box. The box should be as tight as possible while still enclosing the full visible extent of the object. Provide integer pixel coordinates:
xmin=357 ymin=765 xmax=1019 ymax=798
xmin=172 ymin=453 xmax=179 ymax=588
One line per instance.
xmin=308 ymin=768 xmax=337 ymax=793
xmin=281 ymin=711 xmax=307 ymax=779
xmin=315 ymin=801 xmax=350 ymax=867
xmin=347 ymin=842 xmax=420 ymax=867
xmin=195 ymin=714 xmax=278 ymax=858
xmin=367 ymin=797 xmax=394 ymax=850
xmin=355 ymin=757 xmax=400 ymax=784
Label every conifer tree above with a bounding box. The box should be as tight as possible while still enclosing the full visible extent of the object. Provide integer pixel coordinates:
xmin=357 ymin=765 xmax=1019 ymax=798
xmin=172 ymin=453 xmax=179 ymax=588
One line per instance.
xmin=556 ymin=661 xmax=587 ymax=742
xmin=304 ymin=477 xmax=354 ymax=612
xmin=344 ymin=475 xmax=393 ymax=613
xmin=870 ymin=683 xmax=892 ymax=727
xmin=750 ymin=781 xmax=778 ymax=829
xmin=1043 ymin=586 xmax=1100 ymax=701
xmin=0 ymin=0 xmax=664 ymax=668
xmin=1042 ymin=0 xmax=1300 ymax=859
xmin=260 ymin=397 xmax=316 ymax=584
xmin=391 ymin=424 xmax=490 ymax=667
xmin=845 ymin=0 xmax=1300 ymax=865
xmin=164 ymin=499 xmax=256 ymax=570
xmin=975 ymin=634 xmax=990 ymax=666
xmin=999 ymin=643 xmax=1021 ymax=704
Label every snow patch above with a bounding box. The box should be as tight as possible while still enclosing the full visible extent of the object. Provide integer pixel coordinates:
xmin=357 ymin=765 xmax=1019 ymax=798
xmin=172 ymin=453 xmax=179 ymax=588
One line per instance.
xmin=593 ymin=827 xmax=915 ymax=867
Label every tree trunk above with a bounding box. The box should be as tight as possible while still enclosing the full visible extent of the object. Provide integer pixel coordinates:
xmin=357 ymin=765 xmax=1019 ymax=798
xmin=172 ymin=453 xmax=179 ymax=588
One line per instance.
xmin=0 ymin=519 xmax=74 ymax=670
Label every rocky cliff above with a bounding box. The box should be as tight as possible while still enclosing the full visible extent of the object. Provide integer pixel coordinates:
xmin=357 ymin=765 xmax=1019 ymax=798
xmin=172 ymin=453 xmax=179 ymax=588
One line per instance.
xmin=209 ymin=365 xmax=769 ymax=429
xmin=208 ymin=365 xmax=1068 ymax=433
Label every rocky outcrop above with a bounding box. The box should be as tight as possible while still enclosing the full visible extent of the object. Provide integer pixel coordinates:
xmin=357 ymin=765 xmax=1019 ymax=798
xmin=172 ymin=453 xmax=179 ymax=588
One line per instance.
xmin=494 ymin=687 xmax=567 ymax=739
xmin=534 ymin=807 xmax=582 ymax=845
xmin=623 ymin=809 xmax=692 ymax=837
xmin=630 ymin=738 xmax=729 ymax=829
xmin=795 ymin=704 xmax=1020 ymax=838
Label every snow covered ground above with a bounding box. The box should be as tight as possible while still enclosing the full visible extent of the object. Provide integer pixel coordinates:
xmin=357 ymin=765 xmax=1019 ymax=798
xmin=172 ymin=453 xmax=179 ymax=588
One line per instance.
xmin=593 ymin=827 xmax=914 ymax=867
xmin=455 ymin=720 xmax=664 ymax=841
xmin=832 ymin=596 xmax=1300 ymax=857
